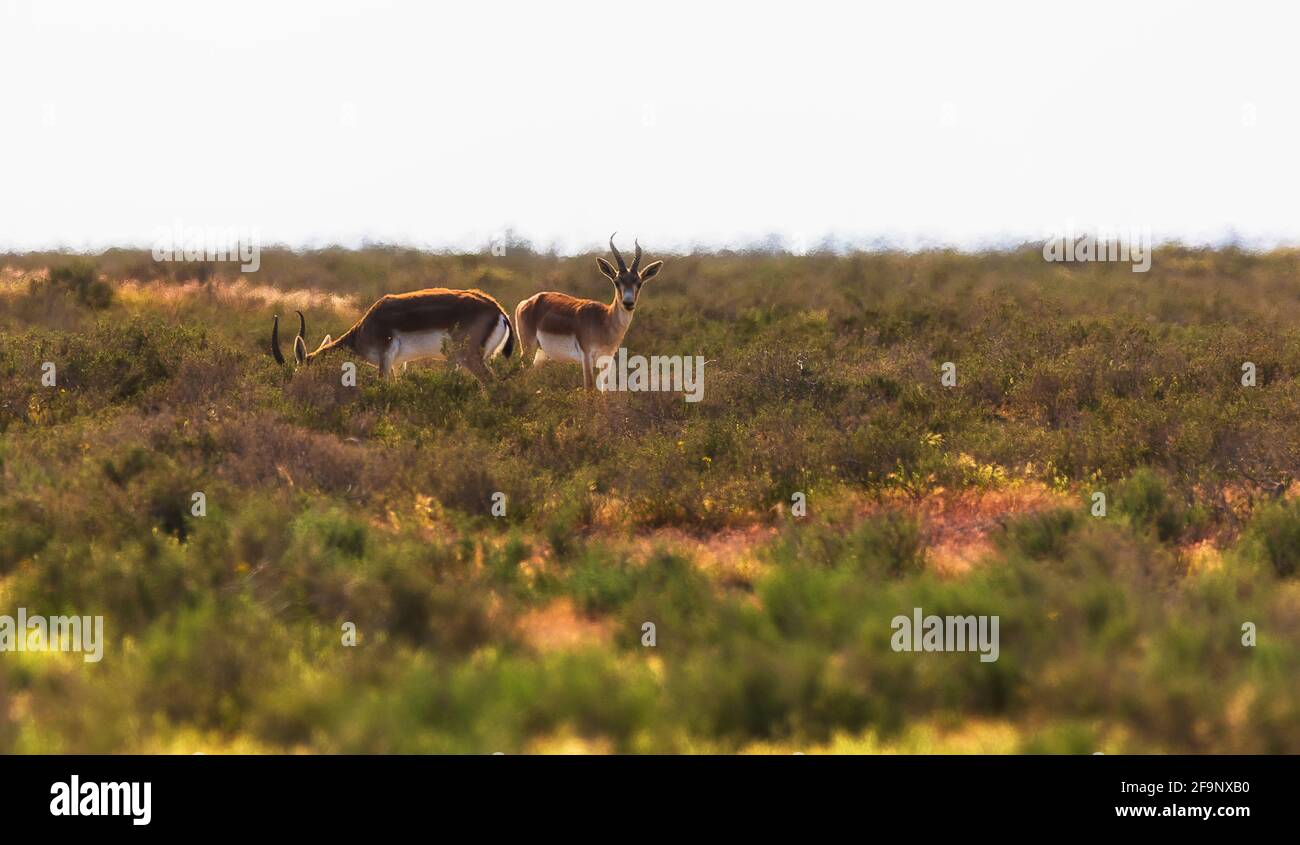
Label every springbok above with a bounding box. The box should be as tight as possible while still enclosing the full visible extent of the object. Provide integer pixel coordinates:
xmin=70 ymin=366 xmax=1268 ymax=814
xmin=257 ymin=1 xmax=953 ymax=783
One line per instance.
xmin=514 ymin=235 xmax=663 ymax=389
xmin=270 ymin=288 xmax=514 ymax=380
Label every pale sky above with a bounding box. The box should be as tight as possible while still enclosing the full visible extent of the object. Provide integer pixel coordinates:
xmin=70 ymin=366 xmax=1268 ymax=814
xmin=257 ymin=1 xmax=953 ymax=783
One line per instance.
xmin=2 ymin=1 xmax=1298 ymax=253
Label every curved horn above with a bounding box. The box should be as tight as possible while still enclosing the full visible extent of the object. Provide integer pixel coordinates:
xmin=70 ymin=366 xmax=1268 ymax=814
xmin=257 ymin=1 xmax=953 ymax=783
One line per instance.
xmin=632 ymin=239 xmax=643 ymax=274
xmin=608 ymin=232 xmax=627 ymax=272
xmin=293 ymin=310 xmax=308 ymax=366
xmin=270 ymin=314 xmax=286 ymax=365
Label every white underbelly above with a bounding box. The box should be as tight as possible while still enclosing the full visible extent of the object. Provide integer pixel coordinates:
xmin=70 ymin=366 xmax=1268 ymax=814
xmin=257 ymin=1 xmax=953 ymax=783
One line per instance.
xmin=393 ymin=329 xmax=450 ymax=365
xmin=537 ymin=330 xmax=584 ymax=363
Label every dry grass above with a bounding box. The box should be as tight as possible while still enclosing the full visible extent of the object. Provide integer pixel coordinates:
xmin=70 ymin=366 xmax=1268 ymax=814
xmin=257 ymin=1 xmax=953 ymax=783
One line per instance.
xmin=3 ymin=245 xmax=1300 ymax=753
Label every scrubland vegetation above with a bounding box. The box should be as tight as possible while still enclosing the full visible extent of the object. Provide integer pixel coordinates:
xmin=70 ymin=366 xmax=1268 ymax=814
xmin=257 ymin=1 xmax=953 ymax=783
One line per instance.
xmin=1 ymin=244 xmax=1299 ymax=753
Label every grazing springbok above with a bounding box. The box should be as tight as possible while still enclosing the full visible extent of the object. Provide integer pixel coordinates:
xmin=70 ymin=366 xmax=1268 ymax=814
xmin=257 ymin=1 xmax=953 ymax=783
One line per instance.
xmin=270 ymin=288 xmax=514 ymax=380
xmin=514 ymin=235 xmax=663 ymax=389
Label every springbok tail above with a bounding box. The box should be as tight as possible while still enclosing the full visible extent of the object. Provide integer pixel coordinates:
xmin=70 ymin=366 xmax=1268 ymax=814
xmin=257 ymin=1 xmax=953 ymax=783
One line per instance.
xmin=500 ymin=311 xmax=515 ymax=358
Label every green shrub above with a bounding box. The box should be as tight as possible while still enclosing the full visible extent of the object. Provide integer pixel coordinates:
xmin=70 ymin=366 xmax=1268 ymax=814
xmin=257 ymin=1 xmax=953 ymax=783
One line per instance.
xmin=1115 ymin=468 xmax=1186 ymax=542
xmin=1000 ymin=507 xmax=1080 ymax=560
xmin=0 ymin=499 xmax=53 ymax=573
xmin=768 ymin=513 xmax=925 ymax=579
xmin=563 ymin=547 xmax=638 ymax=614
xmin=1244 ymin=499 xmax=1300 ymax=577
xmin=48 ymin=260 xmax=114 ymax=309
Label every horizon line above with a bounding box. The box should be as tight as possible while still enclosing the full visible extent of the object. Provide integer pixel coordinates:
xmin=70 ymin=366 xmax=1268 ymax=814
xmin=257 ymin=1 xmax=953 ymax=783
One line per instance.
xmin=4 ymin=229 xmax=1300 ymax=259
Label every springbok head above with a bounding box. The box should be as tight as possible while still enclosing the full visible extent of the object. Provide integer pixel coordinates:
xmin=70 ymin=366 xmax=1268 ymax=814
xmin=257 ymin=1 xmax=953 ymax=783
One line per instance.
xmin=269 ymin=310 xmax=330 ymax=366
xmin=595 ymin=233 xmax=663 ymax=312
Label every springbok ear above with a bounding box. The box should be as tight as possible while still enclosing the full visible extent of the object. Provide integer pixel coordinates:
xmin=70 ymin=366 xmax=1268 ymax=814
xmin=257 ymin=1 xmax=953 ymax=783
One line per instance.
xmin=294 ymin=335 xmax=307 ymax=365
xmin=596 ymin=257 xmax=618 ymax=281
xmin=639 ymin=260 xmax=664 ymax=282
xmin=315 ymin=334 xmax=332 ymax=353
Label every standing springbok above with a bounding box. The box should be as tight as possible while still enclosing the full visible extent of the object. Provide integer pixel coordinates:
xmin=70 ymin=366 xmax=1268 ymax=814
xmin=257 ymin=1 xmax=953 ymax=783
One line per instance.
xmin=270 ymin=288 xmax=514 ymax=381
xmin=514 ymin=235 xmax=663 ymax=389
